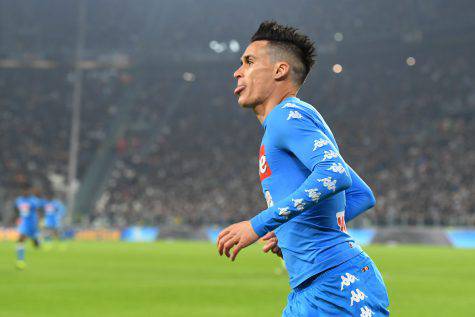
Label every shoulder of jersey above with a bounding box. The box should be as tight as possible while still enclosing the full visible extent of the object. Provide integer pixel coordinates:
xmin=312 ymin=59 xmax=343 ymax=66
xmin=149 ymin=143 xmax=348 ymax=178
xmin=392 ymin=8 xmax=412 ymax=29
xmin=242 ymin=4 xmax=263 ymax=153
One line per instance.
xmin=274 ymin=101 xmax=319 ymax=124
xmin=32 ymin=197 xmax=43 ymax=205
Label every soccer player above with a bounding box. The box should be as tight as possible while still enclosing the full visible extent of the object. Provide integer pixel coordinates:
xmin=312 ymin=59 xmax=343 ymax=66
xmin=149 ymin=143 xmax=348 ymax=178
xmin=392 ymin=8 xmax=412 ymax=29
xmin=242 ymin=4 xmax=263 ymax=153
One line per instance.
xmin=43 ymin=193 xmax=66 ymax=249
xmin=217 ymin=21 xmax=390 ymax=316
xmin=15 ymin=183 xmax=43 ymax=269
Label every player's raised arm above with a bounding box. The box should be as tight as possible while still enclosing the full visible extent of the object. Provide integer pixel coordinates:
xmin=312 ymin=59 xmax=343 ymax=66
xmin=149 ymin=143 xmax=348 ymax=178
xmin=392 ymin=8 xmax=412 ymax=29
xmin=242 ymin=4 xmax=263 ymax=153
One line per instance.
xmin=250 ymin=111 xmax=352 ymax=237
xmin=262 ymin=165 xmax=376 ymax=259
xmin=345 ymin=165 xmax=376 ymax=222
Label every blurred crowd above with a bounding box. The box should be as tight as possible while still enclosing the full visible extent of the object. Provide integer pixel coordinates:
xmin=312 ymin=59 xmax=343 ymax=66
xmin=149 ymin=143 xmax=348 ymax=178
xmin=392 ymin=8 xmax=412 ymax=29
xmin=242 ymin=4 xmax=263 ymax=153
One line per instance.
xmin=0 ymin=68 xmax=127 ymax=222
xmin=2 ymin=1 xmax=473 ymax=61
xmin=93 ymin=50 xmax=475 ymax=227
xmin=1 ymin=0 xmax=474 ymax=227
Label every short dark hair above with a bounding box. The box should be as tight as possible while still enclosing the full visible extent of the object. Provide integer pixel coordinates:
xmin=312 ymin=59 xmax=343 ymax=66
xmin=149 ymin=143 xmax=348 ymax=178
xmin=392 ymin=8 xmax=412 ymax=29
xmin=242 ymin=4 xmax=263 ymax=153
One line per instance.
xmin=251 ymin=21 xmax=316 ymax=85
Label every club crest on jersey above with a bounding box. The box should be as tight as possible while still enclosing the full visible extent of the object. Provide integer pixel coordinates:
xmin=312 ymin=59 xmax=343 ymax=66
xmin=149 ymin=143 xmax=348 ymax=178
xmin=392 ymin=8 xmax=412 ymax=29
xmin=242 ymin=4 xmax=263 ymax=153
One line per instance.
xmin=259 ymin=145 xmax=272 ymax=181
xmin=287 ymin=110 xmax=303 ymax=120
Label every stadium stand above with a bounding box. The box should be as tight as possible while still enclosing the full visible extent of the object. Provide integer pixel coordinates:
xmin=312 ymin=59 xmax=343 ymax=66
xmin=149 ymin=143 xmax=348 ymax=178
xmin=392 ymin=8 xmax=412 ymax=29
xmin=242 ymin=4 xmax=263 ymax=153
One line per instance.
xmin=1 ymin=0 xmax=474 ymax=227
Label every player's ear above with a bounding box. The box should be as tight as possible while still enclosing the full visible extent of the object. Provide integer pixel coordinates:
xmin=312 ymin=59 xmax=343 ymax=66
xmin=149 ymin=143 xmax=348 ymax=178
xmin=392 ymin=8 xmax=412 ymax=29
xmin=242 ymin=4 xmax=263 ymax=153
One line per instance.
xmin=274 ymin=61 xmax=290 ymax=81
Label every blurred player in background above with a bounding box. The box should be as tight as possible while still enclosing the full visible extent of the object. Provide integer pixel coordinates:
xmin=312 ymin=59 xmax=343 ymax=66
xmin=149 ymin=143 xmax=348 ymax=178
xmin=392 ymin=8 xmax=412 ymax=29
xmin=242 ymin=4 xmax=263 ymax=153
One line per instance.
xmin=14 ymin=182 xmax=44 ymax=269
xmin=42 ymin=192 xmax=66 ymax=250
xmin=217 ymin=21 xmax=389 ymax=316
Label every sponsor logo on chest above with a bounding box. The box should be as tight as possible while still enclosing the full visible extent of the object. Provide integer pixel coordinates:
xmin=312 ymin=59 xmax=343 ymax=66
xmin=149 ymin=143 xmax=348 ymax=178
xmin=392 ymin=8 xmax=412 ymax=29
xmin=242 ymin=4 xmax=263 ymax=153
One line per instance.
xmin=45 ymin=204 xmax=55 ymax=214
xmin=19 ymin=203 xmax=31 ymax=216
xmin=258 ymin=145 xmax=272 ymax=181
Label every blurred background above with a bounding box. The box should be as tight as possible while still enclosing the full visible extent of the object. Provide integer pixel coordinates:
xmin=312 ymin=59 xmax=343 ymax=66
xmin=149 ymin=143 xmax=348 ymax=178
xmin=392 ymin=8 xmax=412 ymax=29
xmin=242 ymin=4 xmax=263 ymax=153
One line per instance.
xmin=0 ymin=0 xmax=474 ymax=241
xmin=2 ymin=2 xmax=475 ymax=316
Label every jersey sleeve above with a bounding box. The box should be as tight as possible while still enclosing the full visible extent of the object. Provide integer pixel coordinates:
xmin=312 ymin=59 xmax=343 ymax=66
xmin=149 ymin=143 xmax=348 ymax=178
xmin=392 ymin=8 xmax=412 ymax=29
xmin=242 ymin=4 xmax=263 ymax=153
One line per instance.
xmin=250 ymin=109 xmax=353 ymax=237
xmin=345 ymin=165 xmax=376 ymax=222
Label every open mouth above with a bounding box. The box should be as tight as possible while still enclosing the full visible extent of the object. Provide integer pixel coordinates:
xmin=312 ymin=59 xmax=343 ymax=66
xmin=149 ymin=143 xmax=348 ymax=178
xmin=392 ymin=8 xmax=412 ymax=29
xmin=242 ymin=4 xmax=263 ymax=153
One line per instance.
xmin=234 ymin=85 xmax=246 ymax=96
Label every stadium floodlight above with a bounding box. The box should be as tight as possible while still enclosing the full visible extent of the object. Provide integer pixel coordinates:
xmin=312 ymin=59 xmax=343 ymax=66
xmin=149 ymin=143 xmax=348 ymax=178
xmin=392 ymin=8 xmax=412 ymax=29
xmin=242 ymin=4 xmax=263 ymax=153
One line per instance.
xmin=209 ymin=40 xmax=226 ymax=53
xmin=229 ymin=40 xmax=240 ymax=52
xmin=406 ymin=56 xmax=416 ymax=66
xmin=334 ymin=32 xmax=344 ymax=42
xmin=332 ymin=64 xmax=343 ymax=74
xmin=183 ymin=72 xmax=196 ymax=82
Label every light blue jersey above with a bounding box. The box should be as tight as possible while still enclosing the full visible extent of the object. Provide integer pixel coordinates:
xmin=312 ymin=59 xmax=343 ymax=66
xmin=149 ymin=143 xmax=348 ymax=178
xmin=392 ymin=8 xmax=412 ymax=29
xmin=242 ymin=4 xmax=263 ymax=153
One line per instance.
xmin=250 ymin=97 xmax=389 ymax=315
xmin=16 ymin=195 xmax=42 ymax=238
xmin=251 ymin=97 xmax=371 ymax=289
xmin=44 ymin=199 xmax=66 ymax=229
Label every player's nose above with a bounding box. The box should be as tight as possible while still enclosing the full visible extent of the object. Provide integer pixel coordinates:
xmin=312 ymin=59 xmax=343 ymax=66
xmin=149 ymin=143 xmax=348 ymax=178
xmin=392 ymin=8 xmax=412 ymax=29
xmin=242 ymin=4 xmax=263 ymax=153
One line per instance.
xmin=233 ymin=66 xmax=243 ymax=79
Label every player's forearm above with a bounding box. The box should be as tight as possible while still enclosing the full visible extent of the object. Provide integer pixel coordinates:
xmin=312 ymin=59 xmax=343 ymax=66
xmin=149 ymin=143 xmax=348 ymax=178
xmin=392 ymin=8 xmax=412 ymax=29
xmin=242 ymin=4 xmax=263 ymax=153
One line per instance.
xmin=250 ymin=160 xmax=352 ymax=237
xmin=345 ymin=189 xmax=375 ymax=222
xmin=345 ymin=166 xmax=376 ymax=222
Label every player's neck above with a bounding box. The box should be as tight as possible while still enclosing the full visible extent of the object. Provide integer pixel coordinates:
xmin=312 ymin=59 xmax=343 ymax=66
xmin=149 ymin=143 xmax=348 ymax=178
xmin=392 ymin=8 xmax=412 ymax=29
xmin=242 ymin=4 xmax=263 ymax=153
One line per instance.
xmin=253 ymin=90 xmax=297 ymax=124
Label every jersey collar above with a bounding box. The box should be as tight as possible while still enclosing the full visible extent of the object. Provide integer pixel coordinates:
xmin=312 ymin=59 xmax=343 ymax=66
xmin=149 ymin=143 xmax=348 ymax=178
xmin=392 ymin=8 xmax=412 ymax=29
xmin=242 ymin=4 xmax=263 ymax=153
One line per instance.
xmin=262 ymin=96 xmax=301 ymax=129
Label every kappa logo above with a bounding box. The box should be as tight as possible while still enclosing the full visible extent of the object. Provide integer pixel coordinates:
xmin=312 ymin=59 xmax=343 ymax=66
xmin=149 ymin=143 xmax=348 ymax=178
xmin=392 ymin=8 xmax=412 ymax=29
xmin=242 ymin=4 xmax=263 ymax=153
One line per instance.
xmin=292 ymin=198 xmax=305 ymax=211
xmin=360 ymin=306 xmax=374 ymax=317
xmin=350 ymin=289 xmax=367 ymax=306
xmin=340 ymin=272 xmax=358 ymax=291
xmin=328 ymin=162 xmax=346 ymax=174
xmin=318 ymin=177 xmax=337 ymax=191
xmin=258 ymin=145 xmax=272 ymax=181
xmin=305 ymin=188 xmax=321 ymax=202
xmin=313 ymin=139 xmax=329 ymax=151
xmin=278 ymin=207 xmax=290 ymax=217
xmin=322 ymin=150 xmax=339 ymax=161
xmin=287 ymin=110 xmax=303 ymax=120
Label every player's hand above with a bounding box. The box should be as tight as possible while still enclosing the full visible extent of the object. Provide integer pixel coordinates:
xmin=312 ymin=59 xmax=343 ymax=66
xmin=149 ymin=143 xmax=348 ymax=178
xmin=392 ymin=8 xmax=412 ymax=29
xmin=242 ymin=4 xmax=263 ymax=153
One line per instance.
xmin=217 ymin=221 xmax=259 ymax=261
xmin=262 ymin=231 xmax=283 ymax=258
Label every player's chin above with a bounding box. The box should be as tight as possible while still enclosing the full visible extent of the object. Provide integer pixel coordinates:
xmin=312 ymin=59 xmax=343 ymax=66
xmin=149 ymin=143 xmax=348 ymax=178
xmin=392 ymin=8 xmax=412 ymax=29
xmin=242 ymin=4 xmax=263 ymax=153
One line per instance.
xmin=236 ymin=96 xmax=252 ymax=108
